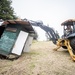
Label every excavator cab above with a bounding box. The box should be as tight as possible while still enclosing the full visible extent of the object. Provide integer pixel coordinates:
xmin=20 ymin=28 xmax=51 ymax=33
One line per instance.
xmin=62 ymin=19 xmax=75 ymax=53
xmin=54 ymin=19 xmax=75 ymax=61
xmin=63 ymin=25 xmax=73 ymax=37
xmin=61 ymin=19 xmax=75 ymax=39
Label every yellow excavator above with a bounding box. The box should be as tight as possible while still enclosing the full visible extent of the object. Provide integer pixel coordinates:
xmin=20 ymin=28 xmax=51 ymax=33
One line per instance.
xmin=54 ymin=19 xmax=75 ymax=61
xmin=29 ymin=19 xmax=75 ymax=61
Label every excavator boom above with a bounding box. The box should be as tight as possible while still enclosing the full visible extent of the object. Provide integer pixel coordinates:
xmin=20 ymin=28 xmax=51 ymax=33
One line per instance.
xmin=28 ymin=20 xmax=59 ymax=44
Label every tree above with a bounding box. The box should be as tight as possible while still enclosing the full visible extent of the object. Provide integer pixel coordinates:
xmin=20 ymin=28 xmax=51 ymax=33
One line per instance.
xmin=33 ymin=30 xmax=38 ymax=40
xmin=45 ymin=32 xmax=51 ymax=41
xmin=55 ymin=30 xmax=60 ymax=38
xmin=0 ymin=0 xmax=17 ymax=20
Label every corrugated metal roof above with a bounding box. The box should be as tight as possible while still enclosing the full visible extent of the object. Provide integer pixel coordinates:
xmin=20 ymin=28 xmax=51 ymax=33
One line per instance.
xmin=61 ymin=19 xmax=75 ymax=26
xmin=1 ymin=20 xmax=35 ymax=33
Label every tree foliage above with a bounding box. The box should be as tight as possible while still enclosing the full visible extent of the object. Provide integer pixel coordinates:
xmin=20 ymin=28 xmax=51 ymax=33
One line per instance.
xmin=33 ymin=30 xmax=38 ymax=40
xmin=0 ymin=0 xmax=17 ymax=20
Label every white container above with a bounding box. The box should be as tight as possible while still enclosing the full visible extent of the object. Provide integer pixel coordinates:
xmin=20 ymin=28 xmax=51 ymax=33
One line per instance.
xmin=23 ymin=34 xmax=33 ymax=52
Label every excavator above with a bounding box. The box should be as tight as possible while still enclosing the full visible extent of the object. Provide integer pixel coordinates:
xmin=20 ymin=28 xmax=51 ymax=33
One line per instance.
xmin=53 ymin=19 xmax=75 ymax=61
xmin=28 ymin=19 xmax=75 ymax=61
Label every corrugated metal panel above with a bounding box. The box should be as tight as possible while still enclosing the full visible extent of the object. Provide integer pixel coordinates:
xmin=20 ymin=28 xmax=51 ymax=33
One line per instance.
xmin=1 ymin=20 xmax=35 ymax=33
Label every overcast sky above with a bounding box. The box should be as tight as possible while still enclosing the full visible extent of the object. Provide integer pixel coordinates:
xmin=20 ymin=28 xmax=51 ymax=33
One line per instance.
xmin=12 ymin=0 xmax=75 ymax=40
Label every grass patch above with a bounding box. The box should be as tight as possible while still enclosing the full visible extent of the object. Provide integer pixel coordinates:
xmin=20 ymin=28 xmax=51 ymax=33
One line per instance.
xmin=30 ymin=63 xmax=35 ymax=69
xmin=23 ymin=51 xmax=40 ymax=56
xmin=32 ymin=40 xmax=38 ymax=43
xmin=30 ymin=51 xmax=40 ymax=55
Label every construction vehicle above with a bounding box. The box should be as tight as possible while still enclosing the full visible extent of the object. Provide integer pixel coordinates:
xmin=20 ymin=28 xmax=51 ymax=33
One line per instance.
xmin=54 ymin=19 xmax=75 ymax=61
xmin=29 ymin=19 xmax=75 ymax=61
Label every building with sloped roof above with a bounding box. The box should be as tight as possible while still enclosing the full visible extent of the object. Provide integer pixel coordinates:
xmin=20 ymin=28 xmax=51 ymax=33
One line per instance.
xmin=0 ymin=20 xmax=35 ymax=59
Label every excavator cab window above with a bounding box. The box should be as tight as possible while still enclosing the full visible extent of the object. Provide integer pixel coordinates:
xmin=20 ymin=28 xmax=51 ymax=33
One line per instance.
xmin=64 ymin=25 xmax=73 ymax=37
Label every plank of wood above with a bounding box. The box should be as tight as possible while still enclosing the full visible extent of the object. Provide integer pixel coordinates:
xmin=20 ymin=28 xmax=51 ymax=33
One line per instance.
xmin=11 ymin=31 xmax=28 ymax=55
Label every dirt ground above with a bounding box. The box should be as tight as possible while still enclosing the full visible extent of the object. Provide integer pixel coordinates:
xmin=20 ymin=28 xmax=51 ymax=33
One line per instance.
xmin=0 ymin=41 xmax=75 ymax=75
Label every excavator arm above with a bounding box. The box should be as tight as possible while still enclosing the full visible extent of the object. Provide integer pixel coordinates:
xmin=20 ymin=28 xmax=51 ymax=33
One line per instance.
xmin=28 ymin=20 xmax=59 ymax=44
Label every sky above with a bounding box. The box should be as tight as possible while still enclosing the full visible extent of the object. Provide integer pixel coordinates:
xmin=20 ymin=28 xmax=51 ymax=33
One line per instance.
xmin=11 ymin=0 xmax=75 ymax=41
